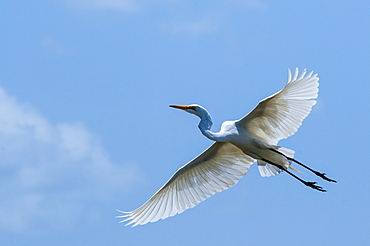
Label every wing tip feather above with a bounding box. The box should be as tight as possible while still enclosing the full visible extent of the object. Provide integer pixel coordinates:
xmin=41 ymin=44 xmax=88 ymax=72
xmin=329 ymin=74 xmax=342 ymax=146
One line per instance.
xmin=287 ymin=68 xmax=318 ymax=83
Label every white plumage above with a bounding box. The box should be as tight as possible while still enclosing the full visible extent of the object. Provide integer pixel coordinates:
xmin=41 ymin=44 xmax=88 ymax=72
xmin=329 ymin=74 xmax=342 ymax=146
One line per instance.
xmin=117 ymin=68 xmax=335 ymax=227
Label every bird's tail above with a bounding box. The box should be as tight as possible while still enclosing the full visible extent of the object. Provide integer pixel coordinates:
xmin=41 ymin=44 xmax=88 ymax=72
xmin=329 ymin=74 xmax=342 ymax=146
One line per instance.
xmin=277 ymin=146 xmax=295 ymax=158
xmin=257 ymin=160 xmax=282 ymax=177
xmin=257 ymin=147 xmax=296 ymax=177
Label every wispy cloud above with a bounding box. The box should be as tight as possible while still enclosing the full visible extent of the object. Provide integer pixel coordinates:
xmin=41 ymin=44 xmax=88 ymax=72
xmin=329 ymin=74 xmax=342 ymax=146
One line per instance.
xmin=60 ymin=0 xmax=268 ymax=37
xmin=64 ymin=0 xmax=140 ymax=11
xmin=0 ymin=87 xmax=140 ymax=233
xmin=230 ymin=0 xmax=268 ymax=10
xmin=41 ymin=36 xmax=70 ymax=55
xmin=159 ymin=0 xmax=268 ymax=36
xmin=62 ymin=0 xmax=267 ymax=13
xmin=164 ymin=16 xmax=219 ymax=35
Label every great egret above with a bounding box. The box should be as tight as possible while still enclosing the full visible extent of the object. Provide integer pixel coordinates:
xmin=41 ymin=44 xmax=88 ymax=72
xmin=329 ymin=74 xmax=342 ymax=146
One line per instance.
xmin=117 ymin=68 xmax=336 ymax=227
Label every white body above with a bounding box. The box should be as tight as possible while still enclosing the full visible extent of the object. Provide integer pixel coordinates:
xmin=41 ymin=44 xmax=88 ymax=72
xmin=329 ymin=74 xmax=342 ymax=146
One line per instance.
xmin=117 ymin=68 xmax=319 ymax=226
xmin=220 ymin=121 xmax=289 ymax=166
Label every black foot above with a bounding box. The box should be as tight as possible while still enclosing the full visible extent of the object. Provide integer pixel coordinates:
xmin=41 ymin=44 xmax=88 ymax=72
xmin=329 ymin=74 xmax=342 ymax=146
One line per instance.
xmin=304 ymin=181 xmax=326 ymax=192
xmin=314 ymin=171 xmax=337 ymax=183
xmin=269 ymin=148 xmax=337 ymax=184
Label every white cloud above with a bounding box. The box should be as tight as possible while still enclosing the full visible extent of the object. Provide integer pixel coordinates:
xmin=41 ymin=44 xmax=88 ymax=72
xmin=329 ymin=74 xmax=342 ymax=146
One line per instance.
xmin=0 ymin=87 xmax=140 ymax=233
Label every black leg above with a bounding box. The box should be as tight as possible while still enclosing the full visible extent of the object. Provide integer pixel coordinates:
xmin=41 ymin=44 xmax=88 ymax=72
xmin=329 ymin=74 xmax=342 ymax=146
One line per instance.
xmin=269 ymin=148 xmax=337 ymax=183
xmin=284 ymin=169 xmax=326 ymax=192
xmin=260 ymin=158 xmax=326 ymax=192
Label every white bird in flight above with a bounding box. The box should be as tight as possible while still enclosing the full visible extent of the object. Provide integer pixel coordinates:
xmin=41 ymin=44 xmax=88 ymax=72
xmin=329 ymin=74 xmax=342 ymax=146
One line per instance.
xmin=117 ymin=68 xmax=336 ymax=227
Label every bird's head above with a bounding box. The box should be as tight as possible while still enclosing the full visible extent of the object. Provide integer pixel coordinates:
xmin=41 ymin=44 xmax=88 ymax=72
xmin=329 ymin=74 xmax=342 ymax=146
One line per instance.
xmin=170 ymin=104 xmax=213 ymax=136
xmin=169 ymin=104 xmax=207 ymax=118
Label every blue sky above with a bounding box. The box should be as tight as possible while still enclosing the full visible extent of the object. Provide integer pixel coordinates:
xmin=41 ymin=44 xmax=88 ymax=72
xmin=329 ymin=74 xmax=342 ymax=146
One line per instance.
xmin=1 ymin=0 xmax=369 ymax=245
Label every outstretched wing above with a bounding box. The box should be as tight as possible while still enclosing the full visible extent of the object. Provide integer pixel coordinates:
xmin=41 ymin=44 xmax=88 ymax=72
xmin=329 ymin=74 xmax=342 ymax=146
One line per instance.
xmin=117 ymin=142 xmax=255 ymax=227
xmin=238 ymin=68 xmax=319 ymax=145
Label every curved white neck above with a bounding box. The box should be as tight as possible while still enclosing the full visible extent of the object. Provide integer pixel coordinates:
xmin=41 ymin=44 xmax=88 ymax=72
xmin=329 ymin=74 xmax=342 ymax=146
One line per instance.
xmin=197 ymin=112 xmax=224 ymax=142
